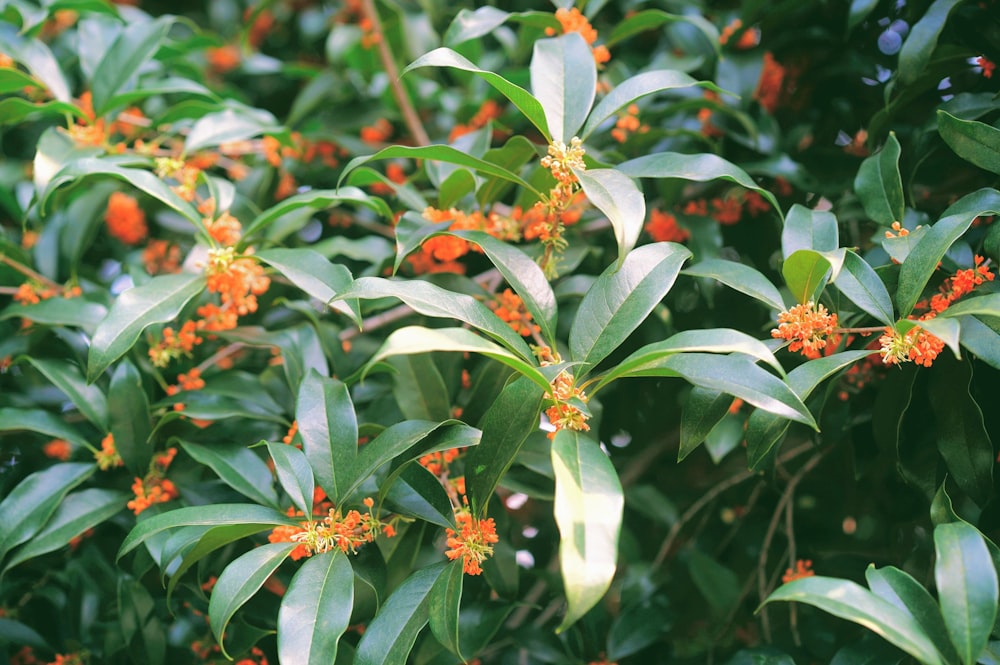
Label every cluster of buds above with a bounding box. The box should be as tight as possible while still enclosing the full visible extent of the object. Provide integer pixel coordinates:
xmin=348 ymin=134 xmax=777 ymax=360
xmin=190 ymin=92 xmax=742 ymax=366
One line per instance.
xmin=271 ymin=497 xmax=396 ymax=561
xmin=444 ymin=511 xmax=499 ymax=576
xmin=770 ymin=301 xmax=838 ymax=359
xmin=127 ymin=447 xmax=179 ymax=515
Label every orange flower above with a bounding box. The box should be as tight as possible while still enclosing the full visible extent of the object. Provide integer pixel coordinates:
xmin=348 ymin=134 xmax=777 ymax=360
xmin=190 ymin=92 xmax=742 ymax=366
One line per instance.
xmin=419 ymin=448 xmax=462 ymax=476
xmin=269 ymin=522 xmax=312 ymax=561
xmin=782 ymin=559 xmax=815 ymax=583
xmin=128 ymin=476 xmax=178 ymax=514
xmin=282 ymin=420 xmax=299 ymax=445
xmin=449 ymin=99 xmax=503 ymax=141
xmin=204 ymin=249 xmax=271 ymax=317
xmin=878 ymin=325 xmax=945 ymax=368
xmin=105 ymin=192 xmax=148 ymax=245
xmin=546 ymin=8 xmax=610 ymax=65
xmin=771 ymin=301 xmax=838 ymax=359
xmin=444 ymin=512 xmax=499 ymax=575
xmin=148 ymin=320 xmax=204 ymax=367
xmin=207 ymin=44 xmax=241 ymax=73
xmin=142 ymin=239 xmax=182 ymax=275
xmin=489 ymin=288 xmax=540 ymax=337
xmin=611 ymin=103 xmax=648 ymax=143
xmin=205 ymin=211 xmax=242 ymax=247
xmin=645 ymin=209 xmax=690 ymax=243
xmin=711 ymin=195 xmax=743 ymax=225
xmin=360 ymin=118 xmax=393 ymax=144
xmin=94 ymin=433 xmax=123 ymax=470
xmin=976 ymin=55 xmax=996 ymax=78
xmin=754 ymin=52 xmax=786 ymax=114
xmin=720 ymin=19 xmax=760 ymax=49
xmin=43 ymin=439 xmax=72 ymax=461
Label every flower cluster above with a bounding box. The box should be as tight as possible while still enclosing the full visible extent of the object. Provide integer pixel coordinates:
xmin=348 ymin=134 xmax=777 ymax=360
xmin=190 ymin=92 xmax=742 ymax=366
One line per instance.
xmin=449 ymin=99 xmax=503 ymax=142
xmin=771 ymin=302 xmax=839 ymax=359
xmin=611 ymin=104 xmax=648 ymax=143
xmin=489 ymin=288 xmax=540 ymax=337
xmin=444 ymin=511 xmax=499 ymax=576
xmin=536 ymin=346 xmax=591 ymax=438
xmin=127 ymin=447 xmax=179 ymax=515
xmin=782 ymin=559 xmax=815 ymax=583
xmin=94 ymin=433 xmax=123 ymax=471
xmin=269 ymin=496 xmax=395 ymax=560
xmin=104 ymin=192 xmax=148 ymax=245
xmin=546 ymin=7 xmax=610 ymax=65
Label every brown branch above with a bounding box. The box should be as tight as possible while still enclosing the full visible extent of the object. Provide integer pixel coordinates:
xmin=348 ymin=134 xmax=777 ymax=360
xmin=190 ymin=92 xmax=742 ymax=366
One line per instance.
xmin=0 ymin=254 xmax=61 ymax=289
xmin=362 ymin=0 xmax=430 ymax=147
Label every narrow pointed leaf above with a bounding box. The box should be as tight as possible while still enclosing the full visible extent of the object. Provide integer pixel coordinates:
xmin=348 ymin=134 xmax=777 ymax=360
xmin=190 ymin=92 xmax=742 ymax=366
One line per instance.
xmin=898 ymin=0 xmax=963 ymax=85
xmin=244 ymin=187 xmax=391 ymax=238
xmin=575 ymin=168 xmax=646 ymax=266
xmin=429 ymin=559 xmax=465 ymax=658
xmin=854 ymin=132 xmax=904 ymax=226
xmin=266 ymin=442 xmax=315 ymax=517
xmin=782 ymin=204 xmax=839 ymax=258
xmin=835 ymin=250 xmax=895 ymax=325
xmin=762 ymin=577 xmax=947 ymax=665
xmin=605 ymin=9 xmax=720 ymax=50
xmin=87 ymin=272 xmax=205 ymax=381
xmin=552 ymin=431 xmax=624 ymax=633
xmin=23 ymin=357 xmax=109 ymax=431
xmin=278 ymin=552 xmax=354 ymax=665
xmin=165 ymin=523 xmax=278 ymax=602
xmin=0 ymin=407 xmax=88 ymax=448
xmin=109 ymin=359 xmax=152 ymax=475
xmin=679 ymin=388 xmax=736 ymax=461
xmin=256 ymin=247 xmax=359 ymax=324
xmin=570 ymin=242 xmax=692 ymax=373
xmin=934 ymin=522 xmax=998 ymax=665
xmin=90 ymin=16 xmax=174 ymax=114
xmin=296 ymin=370 xmax=357 ymax=503
xmin=937 ymin=110 xmax=1000 ymax=175
xmin=532 ymin=33 xmax=595 ymax=142
xmin=0 ymin=23 xmax=70 ymax=101
xmin=209 ymin=542 xmax=297 ymax=657
xmin=184 ymin=107 xmax=280 ymax=154
xmin=181 ymin=441 xmax=279 ymax=509
xmin=682 ymin=259 xmax=785 ymax=311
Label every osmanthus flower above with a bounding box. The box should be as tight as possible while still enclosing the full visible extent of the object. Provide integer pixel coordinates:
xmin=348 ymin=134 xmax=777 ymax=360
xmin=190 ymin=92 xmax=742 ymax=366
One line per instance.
xmin=127 ymin=447 xmax=179 ymax=515
xmin=754 ymin=52 xmax=786 ymax=114
xmin=644 ymin=209 xmax=690 ymax=243
xmin=719 ymin=18 xmax=760 ymax=50
xmin=104 ymin=192 xmax=148 ymax=245
xmin=770 ymin=301 xmax=838 ymax=359
xmin=444 ymin=511 xmax=499 ymax=576
xmin=879 ymin=324 xmax=945 ymax=368
xmin=975 ymin=55 xmax=996 ymax=78
xmin=449 ymin=99 xmax=503 ymax=141
xmin=489 ymin=288 xmax=540 ymax=337
xmin=269 ymin=496 xmax=395 ymax=560
xmin=148 ymin=320 xmax=203 ymax=367
xmin=782 ymin=559 xmax=815 ymax=583
xmin=536 ymin=346 xmax=591 ymax=438
xmin=94 ymin=433 xmax=123 ymax=470
xmin=545 ymin=7 xmax=610 ymax=65
xmin=43 ymin=439 xmax=72 ymax=461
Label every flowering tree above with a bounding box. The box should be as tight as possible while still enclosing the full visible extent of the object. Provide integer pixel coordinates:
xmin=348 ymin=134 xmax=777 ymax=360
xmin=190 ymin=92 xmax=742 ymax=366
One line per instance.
xmin=1 ymin=1 xmax=999 ymax=664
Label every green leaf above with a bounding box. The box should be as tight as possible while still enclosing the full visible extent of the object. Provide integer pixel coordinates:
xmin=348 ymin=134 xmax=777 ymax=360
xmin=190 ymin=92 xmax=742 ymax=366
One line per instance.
xmin=109 ymin=359 xmax=152 ymax=475
xmin=0 ymin=23 xmax=70 ymax=101
xmin=593 ymin=328 xmax=785 ymax=394
xmin=0 ymin=463 xmax=94 ymax=564
xmin=383 ymin=464 xmax=457 ymax=529
xmin=477 ymin=135 xmax=539 ymax=208
xmin=746 ymin=350 xmax=877 ymax=469
xmin=581 ymin=69 xmax=721 ymax=140
xmin=365 ymin=326 xmax=550 ymax=393
xmin=296 ymin=370 xmax=357 ymax=504
xmin=679 ymin=388 xmax=737 ymax=461
xmin=118 ymin=576 xmax=166 ymax=665
xmin=897 ymin=188 xmax=1000 ymax=317
xmin=0 ymin=298 xmax=108 ymax=331
xmin=782 ymin=204 xmax=840 ymax=258
xmin=0 ymin=98 xmax=86 ymax=126
xmin=0 ymin=407 xmax=88 ymax=448
xmin=401 ymin=48 xmax=550 ymax=141
xmin=552 ymin=431 xmax=624 ymax=632
xmin=864 ymin=565 xmax=960 ymax=665
xmin=429 ymin=559 xmax=465 ymax=658
xmin=937 ymin=110 xmax=1000 ymax=176
xmin=854 ymin=132 xmax=904 ymax=226
xmin=898 ymin=0 xmax=963 ymax=86
xmin=256 ymin=247 xmax=360 ymax=324
xmin=682 ymin=258 xmax=785 ymax=312
xmin=466 ymin=376 xmax=545 ymax=517
xmin=181 ymin=441 xmax=279 ymax=508
xmin=443 ymin=7 xmax=554 ymax=46
xmin=835 ymin=250 xmax=896 ymax=325
xmin=388 ymin=355 xmax=451 ymax=421
xmin=956 ymin=315 xmax=1000 ymax=371
xmin=354 ymin=562 xmax=449 ymax=665
xmin=617 ymin=152 xmax=782 ymax=218
xmin=848 ymin=0 xmax=881 ymax=32
xmin=570 ymin=242 xmax=691 ymax=373
xmin=246 ymin=187 xmax=391 ymax=239
xmin=278 ymin=552 xmax=354 ymax=665
xmin=939 ymin=293 xmax=1000 ymax=319
xmin=532 ymin=33 xmax=595 ymax=143
xmin=337 ymin=276 xmax=535 ymax=362
xmin=23 ymin=357 xmax=108 ymax=433
xmin=42 ymin=158 xmax=200 ymax=224
xmin=3 ymin=488 xmax=128 ymax=574
xmin=184 ymin=107 xmax=279 ymax=154
xmin=575 ymin=168 xmax=646 ymax=266
xmin=689 ymin=550 xmax=741 ymax=618
xmin=266 ymin=442 xmax=315 ymax=517
xmin=762 ymin=577 xmax=947 ymax=665
xmin=163 ymin=524 xmax=279 ymax=603
xmin=782 ymin=248 xmax=843 ymax=305
xmin=86 ymin=271 xmax=204 ymax=382
xmin=605 ymin=9 xmax=720 ymax=50
xmin=117 ymin=504 xmax=296 ymax=561
xmin=0 ymin=618 xmax=50 ymax=651
xmin=934 ymin=522 xmax=998 ymax=665
xmin=929 ymin=358 xmax=994 ymax=507
xmin=209 ymin=542 xmax=297 ymax=658
xmin=90 ymin=16 xmax=174 ymax=114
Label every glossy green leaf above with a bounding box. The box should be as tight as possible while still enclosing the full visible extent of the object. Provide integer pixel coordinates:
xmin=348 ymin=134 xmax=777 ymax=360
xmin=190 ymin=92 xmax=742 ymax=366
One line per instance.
xmin=296 ymin=370 xmax=356 ymax=503
xmin=466 ymin=376 xmax=545 ymax=517
xmin=934 ymin=522 xmax=998 ymax=665
xmin=349 ymin=421 xmax=462 ymax=499
xmin=365 ymin=326 xmax=550 ymax=393
xmin=42 ymin=158 xmax=200 ymax=224
xmin=782 ymin=248 xmax=843 ymax=305
xmin=939 ymin=293 xmax=1000 ymax=319
xmin=746 ymin=350 xmax=876 ymax=469
xmin=24 ymin=356 xmax=108 ymax=432
xmin=575 ymin=168 xmax=646 ymax=266
xmin=582 ymin=69 xmax=721 ymax=140
xmin=118 ymin=576 xmax=166 ymax=665
xmin=682 ymin=258 xmax=785 ymax=311
xmin=762 ymin=576 xmax=947 ymax=665
xmin=689 ymin=550 xmax=741 ymax=617
xmin=266 ymin=442 xmax=316 ymax=517
xmin=90 ymin=16 xmax=174 ymax=114
xmin=109 ymin=359 xmax=152 ymax=475
xmin=86 ymin=272 xmax=204 ymax=382
xmin=593 ymin=328 xmax=785 ymax=394
xmin=0 ymin=98 xmax=86 ymax=126
xmin=337 ymin=276 xmax=535 ymax=362
xmin=117 ymin=504 xmax=296 ymax=561
xmin=209 ymin=542 xmax=297 ymax=657
xmin=618 ymin=152 xmax=781 ymax=218
xmin=0 ymin=407 xmax=88 ymax=449
xmin=256 ymin=247 xmax=360 ymax=324
xmin=570 ymin=242 xmax=692 ymax=373
xmin=897 ymin=188 xmax=1000 ymax=316
xmin=388 ymin=355 xmax=450 ymax=421
xmin=937 ymin=111 xmax=1000 ymax=176
xmin=0 ymin=299 xmax=108 ymax=331
xmin=605 ymin=9 xmax=720 ymax=49
xmin=782 ymin=204 xmax=839 ymax=258
xmin=0 ymin=23 xmax=70 ymax=101
xmin=929 ymin=358 xmax=994 ymax=507
xmin=0 ymin=618 xmax=50 ymax=651
xmin=898 ymin=0 xmax=963 ymax=85
xmin=354 ymin=562 xmax=449 ymax=665
xmin=443 ymin=7 xmax=554 ymax=46
xmin=955 ymin=315 xmax=1000 ymax=371
xmin=532 ymin=33 xmax=595 ymax=142
xmin=246 ymin=187 xmax=390 ymax=238
xmin=402 ymin=48 xmax=550 ymax=140
xmin=679 ymin=388 xmax=736 ymax=461
xmin=0 ymin=463 xmax=94 ymax=564
xmin=855 ymin=132 xmax=904 ymax=226
xmin=865 ymin=565 xmax=959 ymax=665
xmin=552 ymin=431 xmax=624 ymax=632
xmin=3 ymin=488 xmax=127 ymax=574
xmin=181 ymin=440 xmax=279 ymax=508
xmin=383 ymin=463 xmax=457 ymax=529
xmin=184 ymin=107 xmax=279 ymax=154
xmin=835 ymin=250 xmax=896 ymax=325
xmin=278 ymin=552 xmax=354 ymax=665
xmin=429 ymin=559 xmax=465 ymax=658
xmin=848 ymin=0 xmax=881 ymax=32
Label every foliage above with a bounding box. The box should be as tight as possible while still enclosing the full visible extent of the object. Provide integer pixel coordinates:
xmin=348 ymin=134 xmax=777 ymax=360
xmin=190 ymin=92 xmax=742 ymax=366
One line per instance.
xmin=1 ymin=0 xmax=999 ymax=664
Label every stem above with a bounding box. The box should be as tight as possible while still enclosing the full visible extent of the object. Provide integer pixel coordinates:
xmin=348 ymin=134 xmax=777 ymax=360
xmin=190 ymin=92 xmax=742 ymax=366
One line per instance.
xmin=362 ymin=0 xmax=430 ymax=147
xmin=195 ymin=342 xmax=244 ymax=374
xmin=833 ymin=325 xmax=886 ymax=334
xmin=0 ymin=255 xmax=61 ymax=289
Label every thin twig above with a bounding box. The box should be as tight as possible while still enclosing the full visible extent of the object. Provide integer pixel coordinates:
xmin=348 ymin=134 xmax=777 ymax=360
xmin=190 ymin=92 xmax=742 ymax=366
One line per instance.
xmin=362 ymin=0 xmax=430 ymax=147
xmin=0 ymin=255 xmax=61 ymax=289
xmin=194 ymin=342 xmax=245 ymax=374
